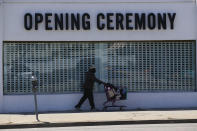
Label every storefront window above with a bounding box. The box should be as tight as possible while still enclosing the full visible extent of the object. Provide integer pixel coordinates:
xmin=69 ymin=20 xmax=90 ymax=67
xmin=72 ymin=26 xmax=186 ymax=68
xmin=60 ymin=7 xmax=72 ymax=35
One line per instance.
xmin=3 ymin=41 xmax=196 ymax=94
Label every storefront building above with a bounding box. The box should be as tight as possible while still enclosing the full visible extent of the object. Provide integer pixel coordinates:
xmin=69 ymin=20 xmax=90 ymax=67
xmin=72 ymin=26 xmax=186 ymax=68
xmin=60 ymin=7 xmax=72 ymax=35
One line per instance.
xmin=0 ymin=0 xmax=197 ymax=113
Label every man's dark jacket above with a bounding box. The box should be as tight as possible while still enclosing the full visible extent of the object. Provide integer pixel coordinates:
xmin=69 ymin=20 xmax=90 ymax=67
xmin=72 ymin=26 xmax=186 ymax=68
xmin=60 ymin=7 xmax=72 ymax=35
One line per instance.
xmin=83 ymin=71 xmax=104 ymax=90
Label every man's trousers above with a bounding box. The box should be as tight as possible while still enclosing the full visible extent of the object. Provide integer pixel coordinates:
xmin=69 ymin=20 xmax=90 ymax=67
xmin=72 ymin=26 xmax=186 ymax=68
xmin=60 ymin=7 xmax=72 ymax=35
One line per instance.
xmin=76 ymin=88 xmax=95 ymax=109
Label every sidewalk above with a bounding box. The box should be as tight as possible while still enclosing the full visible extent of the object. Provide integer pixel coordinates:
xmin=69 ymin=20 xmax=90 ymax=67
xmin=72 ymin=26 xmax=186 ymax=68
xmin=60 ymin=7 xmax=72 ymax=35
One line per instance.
xmin=0 ymin=109 xmax=197 ymax=129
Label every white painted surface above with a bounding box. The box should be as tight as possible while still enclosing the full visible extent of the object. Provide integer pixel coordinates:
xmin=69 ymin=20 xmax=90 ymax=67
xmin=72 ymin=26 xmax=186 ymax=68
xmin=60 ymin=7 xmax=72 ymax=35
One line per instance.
xmin=3 ymin=3 xmax=197 ymax=41
xmin=3 ymin=92 xmax=197 ymax=113
xmin=0 ymin=0 xmax=197 ymax=113
xmin=0 ymin=0 xmax=3 ymax=113
xmin=2 ymin=0 xmax=196 ymax=4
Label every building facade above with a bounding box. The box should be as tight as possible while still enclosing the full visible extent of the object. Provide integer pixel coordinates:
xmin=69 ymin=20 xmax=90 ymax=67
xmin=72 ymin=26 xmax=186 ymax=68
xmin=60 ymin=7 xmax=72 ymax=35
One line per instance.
xmin=0 ymin=0 xmax=197 ymax=113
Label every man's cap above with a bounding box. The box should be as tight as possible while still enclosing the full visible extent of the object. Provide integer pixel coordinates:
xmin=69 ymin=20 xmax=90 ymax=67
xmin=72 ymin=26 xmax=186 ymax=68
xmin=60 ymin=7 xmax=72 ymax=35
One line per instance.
xmin=89 ymin=65 xmax=96 ymax=69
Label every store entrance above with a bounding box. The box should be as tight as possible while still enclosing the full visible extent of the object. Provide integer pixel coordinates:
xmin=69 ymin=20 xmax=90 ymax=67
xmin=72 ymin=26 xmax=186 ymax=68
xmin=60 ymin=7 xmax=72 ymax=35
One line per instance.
xmin=3 ymin=41 xmax=196 ymax=94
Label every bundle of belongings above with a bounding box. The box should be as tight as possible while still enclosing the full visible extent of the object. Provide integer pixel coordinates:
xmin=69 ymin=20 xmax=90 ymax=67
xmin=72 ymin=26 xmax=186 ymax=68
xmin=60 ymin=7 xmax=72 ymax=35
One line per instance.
xmin=104 ymin=83 xmax=127 ymax=101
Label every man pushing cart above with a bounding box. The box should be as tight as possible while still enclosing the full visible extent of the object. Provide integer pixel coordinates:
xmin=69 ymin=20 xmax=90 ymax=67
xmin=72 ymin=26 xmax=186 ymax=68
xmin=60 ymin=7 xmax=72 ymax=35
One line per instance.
xmin=75 ymin=65 xmax=127 ymax=111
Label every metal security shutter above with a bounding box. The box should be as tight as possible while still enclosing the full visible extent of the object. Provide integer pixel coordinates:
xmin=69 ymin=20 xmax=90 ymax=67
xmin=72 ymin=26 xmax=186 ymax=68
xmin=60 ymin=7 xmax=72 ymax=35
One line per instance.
xmin=3 ymin=41 xmax=196 ymax=94
xmin=105 ymin=41 xmax=196 ymax=92
xmin=4 ymin=42 xmax=95 ymax=94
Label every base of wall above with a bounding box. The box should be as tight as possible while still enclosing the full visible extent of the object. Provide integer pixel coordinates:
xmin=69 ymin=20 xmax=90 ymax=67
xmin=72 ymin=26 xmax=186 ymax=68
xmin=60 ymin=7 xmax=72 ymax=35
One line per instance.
xmin=1 ymin=92 xmax=197 ymax=113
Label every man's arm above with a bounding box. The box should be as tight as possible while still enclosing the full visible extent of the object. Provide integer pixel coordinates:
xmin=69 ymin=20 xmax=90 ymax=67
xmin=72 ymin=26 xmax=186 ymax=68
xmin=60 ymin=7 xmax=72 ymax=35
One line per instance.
xmin=94 ymin=75 xmax=106 ymax=85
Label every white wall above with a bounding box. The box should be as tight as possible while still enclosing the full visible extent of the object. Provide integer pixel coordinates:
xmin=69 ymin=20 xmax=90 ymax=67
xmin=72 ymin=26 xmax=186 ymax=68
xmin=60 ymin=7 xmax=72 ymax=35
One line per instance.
xmin=0 ymin=0 xmax=197 ymax=113
xmin=0 ymin=0 xmax=3 ymax=113
xmin=3 ymin=3 xmax=197 ymax=41
xmin=3 ymin=93 xmax=197 ymax=113
xmin=3 ymin=0 xmax=196 ymax=3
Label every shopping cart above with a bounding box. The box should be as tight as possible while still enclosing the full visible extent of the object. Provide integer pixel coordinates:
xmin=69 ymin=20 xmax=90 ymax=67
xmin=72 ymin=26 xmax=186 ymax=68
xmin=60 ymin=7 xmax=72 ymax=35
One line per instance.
xmin=103 ymin=83 xmax=127 ymax=111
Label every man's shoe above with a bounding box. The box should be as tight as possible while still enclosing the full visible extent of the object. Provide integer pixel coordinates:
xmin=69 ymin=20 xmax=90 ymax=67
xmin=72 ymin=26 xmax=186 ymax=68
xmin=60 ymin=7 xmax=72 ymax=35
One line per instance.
xmin=75 ymin=106 xmax=81 ymax=111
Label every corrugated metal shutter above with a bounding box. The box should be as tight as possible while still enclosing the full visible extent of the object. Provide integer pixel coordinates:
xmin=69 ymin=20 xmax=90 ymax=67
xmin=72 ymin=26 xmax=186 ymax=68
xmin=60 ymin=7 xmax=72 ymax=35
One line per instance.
xmin=3 ymin=41 xmax=196 ymax=94
xmin=4 ymin=42 xmax=95 ymax=94
xmin=104 ymin=41 xmax=196 ymax=92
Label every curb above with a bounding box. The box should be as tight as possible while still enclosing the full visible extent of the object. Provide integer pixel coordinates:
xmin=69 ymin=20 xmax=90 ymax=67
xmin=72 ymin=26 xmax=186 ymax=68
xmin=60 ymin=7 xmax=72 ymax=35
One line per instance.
xmin=0 ymin=119 xmax=197 ymax=129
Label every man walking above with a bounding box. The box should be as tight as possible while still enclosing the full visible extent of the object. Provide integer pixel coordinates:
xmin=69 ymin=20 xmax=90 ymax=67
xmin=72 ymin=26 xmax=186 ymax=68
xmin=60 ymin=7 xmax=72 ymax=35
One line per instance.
xmin=75 ymin=65 xmax=106 ymax=111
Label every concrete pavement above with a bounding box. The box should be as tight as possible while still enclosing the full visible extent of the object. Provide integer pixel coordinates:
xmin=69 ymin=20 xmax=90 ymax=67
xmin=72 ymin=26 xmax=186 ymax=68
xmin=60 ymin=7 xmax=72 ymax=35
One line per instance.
xmin=0 ymin=109 xmax=197 ymax=129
